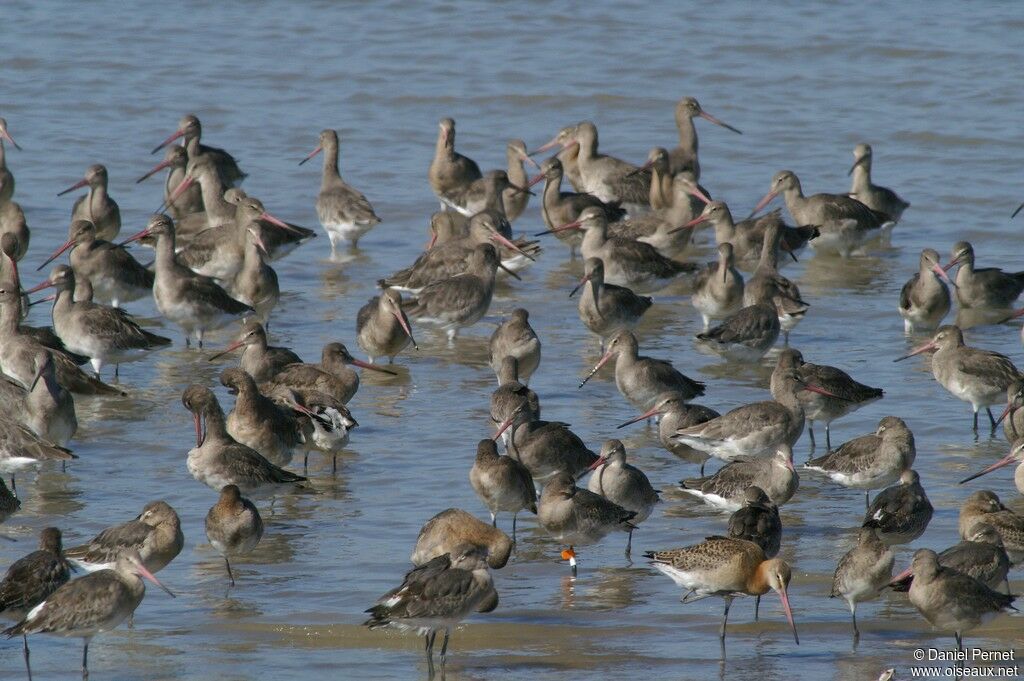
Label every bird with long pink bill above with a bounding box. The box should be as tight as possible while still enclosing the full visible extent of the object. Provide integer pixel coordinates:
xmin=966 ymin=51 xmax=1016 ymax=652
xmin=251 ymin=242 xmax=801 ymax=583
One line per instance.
xmin=618 ymin=391 xmax=720 ymax=474
xmin=299 ymin=128 xmax=380 ymax=253
xmin=681 ymin=444 xmax=798 ymax=512
xmin=356 ymin=288 xmax=418 ymax=364
xmin=530 ymin=156 xmax=625 ymax=257
xmin=645 ymin=537 xmax=799 ymax=648
xmin=209 ymin=320 xmax=302 ymax=382
xmin=895 ymin=325 xmax=1020 ymax=434
xmin=539 ymin=207 xmax=698 ymax=292
xmin=992 ymin=379 xmax=1024 ymax=443
xmin=26 ymin=265 xmax=171 ymax=379
xmin=669 ymin=97 xmax=743 ymax=179
xmin=381 ymin=213 xmax=534 ymax=295
xmin=57 ymin=164 xmax=121 ymax=241
xmin=578 ymin=329 xmax=705 ymax=413
xmin=469 ymin=438 xmax=536 ymax=542
xmin=150 ymin=113 xmax=246 ymax=187
xmin=749 ymin=170 xmax=891 ymax=258
xmin=571 ymin=257 xmax=652 ymax=350
xmin=121 ymin=214 xmax=253 ymax=348
xmin=36 ymin=219 xmax=154 ymax=308
xmin=959 ymin=491 xmax=1024 ymax=565
xmin=890 ymin=548 xmax=1015 ymax=651
xmin=136 ymin=145 xmax=203 ymax=219
xmin=3 ymin=551 xmax=175 ymax=680
xmin=610 ymin=174 xmax=710 ymax=258
xmin=673 ymin=351 xmax=843 ymax=462
xmin=680 ymin=200 xmax=818 ymax=270
xmin=261 ymin=341 xmax=396 ymax=406
xmin=960 ymin=439 xmax=1024 ymax=495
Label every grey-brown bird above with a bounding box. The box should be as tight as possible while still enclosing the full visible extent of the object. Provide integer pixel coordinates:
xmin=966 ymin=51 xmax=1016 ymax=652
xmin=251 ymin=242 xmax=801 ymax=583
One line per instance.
xmin=205 ymin=484 xmax=264 ymax=586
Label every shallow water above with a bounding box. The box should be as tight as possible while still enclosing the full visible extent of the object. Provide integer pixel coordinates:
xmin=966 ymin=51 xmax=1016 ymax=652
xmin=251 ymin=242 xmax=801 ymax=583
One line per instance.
xmin=2 ymin=1 xmax=1023 ymax=679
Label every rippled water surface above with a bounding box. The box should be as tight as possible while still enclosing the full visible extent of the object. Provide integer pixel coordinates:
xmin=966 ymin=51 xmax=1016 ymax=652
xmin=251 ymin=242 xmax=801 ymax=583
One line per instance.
xmin=2 ymin=1 xmax=1024 ymax=679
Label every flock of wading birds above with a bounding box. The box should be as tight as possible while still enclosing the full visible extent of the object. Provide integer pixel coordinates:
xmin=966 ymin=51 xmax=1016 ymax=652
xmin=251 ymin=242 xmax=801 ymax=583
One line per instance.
xmin=0 ymin=98 xmax=1021 ymax=678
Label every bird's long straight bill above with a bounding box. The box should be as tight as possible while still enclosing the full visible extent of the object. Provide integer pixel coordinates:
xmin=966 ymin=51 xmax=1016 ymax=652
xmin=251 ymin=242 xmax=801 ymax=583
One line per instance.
xmin=579 ymin=350 xmax=614 ymax=388
xmin=894 ymin=341 xmax=937 ymax=362
xmin=617 ymin=405 xmax=662 ymax=429
xmin=959 ymin=451 xmax=1018 ymax=485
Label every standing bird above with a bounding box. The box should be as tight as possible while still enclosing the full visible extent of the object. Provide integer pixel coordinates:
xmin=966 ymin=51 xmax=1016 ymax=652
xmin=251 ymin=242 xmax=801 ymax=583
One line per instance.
xmin=995 ymin=379 xmax=1024 ymax=445
xmin=749 ymin=170 xmax=891 ymax=258
xmin=830 ymin=527 xmax=894 ymax=640
xmin=494 ymin=394 xmax=599 ymax=485
xmin=428 ymin=118 xmax=483 ymax=211
xmin=0 ymin=118 xmax=21 ymax=203
xmin=695 ymin=300 xmax=783 ymax=362
xmin=862 ymin=469 xmax=933 ymax=545
xmin=121 ymin=214 xmax=253 ymax=347
xmin=537 ymin=471 xmax=636 ymax=576
xmin=692 ymin=243 xmax=744 ymax=331
xmin=182 ymin=386 xmax=307 ymax=494
xmin=899 ymin=248 xmax=953 ymax=333
xmin=890 ymin=524 xmax=1010 ymax=593
xmin=356 ymin=288 xmax=418 ymax=364
xmin=806 ymin=416 xmax=916 ymax=509
xmin=501 ymin=140 xmax=538 ymax=221
xmin=681 ymin=445 xmax=799 ymax=511
xmin=488 ymin=308 xmax=541 ymax=385
xmin=532 ymin=157 xmax=625 ymax=256
xmin=469 ymin=439 xmax=537 ymax=541
xmin=579 ymin=329 xmax=705 ymax=412
xmin=0 ymin=349 xmax=77 ymax=447
xmin=300 ymin=129 xmax=380 ymax=253
xmin=205 ymin=484 xmax=264 ymax=586
xmin=673 ymin=357 xmax=835 ymax=461
xmin=743 ymin=222 xmax=810 ymax=342
xmin=727 ymin=487 xmax=783 ymax=620
xmin=776 ymin=348 xmax=883 ymax=450
xmin=38 ymin=219 xmax=154 ymax=308
xmin=231 ymin=227 xmax=279 ymax=323
xmin=261 ymin=341 xmax=395 ymax=405
xmin=0 ymin=527 xmax=72 ymax=679
xmin=568 ymin=121 xmax=650 ymax=211
xmin=645 ymin=537 xmax=799 ymax=646
xmin=895 ymin=325 xmax=1020 ymax=433
xmin=64 ymin=501 xmax=184 ymax=574
xmin=0 ymin=119 xmax=28 ymax=257
xmin=669 ymin=97 xmax=743 ymax=178
xmin=543 ymin=207 xmax=698 ymax=292
xmin=958 ymin=491 xmax=1024 ymax=565
xmin=58 ymin=165 xmax=121 ymax=241
xmin=402 ymin=243 xmax=504 ymax=343
xmin=222 ymin=368 xmax=306 ymax=467
xmin=365 ymin=544 xmax=497 ymax=677
xmin=28 ymin=265 xmax=171 ymax=378
xmin=894 ymin=548 xmax=1015 ymax=651
xmin=208 ymin=321 xmax=302 ymax=383
xmin=2 ymin=552 xmax=174 ymax=679
xmin=945 ymin=241 xmax=1024 ymax=310
xmin=570 ymin=257 xmax=652 ymax=350
xmin=846 ymin=143 xmax=909 ymax=222
xmin=150 ymin=113 xmax=246 ymax=187
xmin=617 ymin=391 xmax=720 ymax=474
xmin=586 ymin=439 xmax=659 ymax=555
xmin=136 ymin=145 xmax=203 ymax=219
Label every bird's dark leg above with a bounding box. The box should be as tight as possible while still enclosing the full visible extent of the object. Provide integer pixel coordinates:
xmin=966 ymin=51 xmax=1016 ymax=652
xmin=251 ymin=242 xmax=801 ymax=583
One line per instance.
xmin=225 ymin=557 xmax=235 ymax=586
xmin=865 ymin=491 xmax=870 ymax=512
xmin=955 ymin=632 xmax=963 ymax=651
xmin=807 ymin=424 xmax=816 ymax=449
xmin=425 ymin=630 xmax=436 ymax=679
xmin=82 ymin=639 xmax=89 ymax=679
xmin=851 ymin=605 xmax=859 ymax=640
xmin=491 ymin=512 xmax=496 ymax=528
xmin=825 ymin=423 xmax=832 ymax=450
xmin=511 ymin=513 xmax=518 ymax=544
xmin=973 ymin=410 xmax=979 ymax=434
xmin=439 ymin=628 xmax=450 ymax=662
xmin=23 ymin=635 xmax=31 ymax=681
xmin=720 ymin=596 xmax=733 ymax=642
xmin=987 ymin=407 xmax=997 ymax=432
xmin=625 ymin=528 xmax=633 ymax=557
xmin=754 ymin=595 xmax=760 ymax=621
